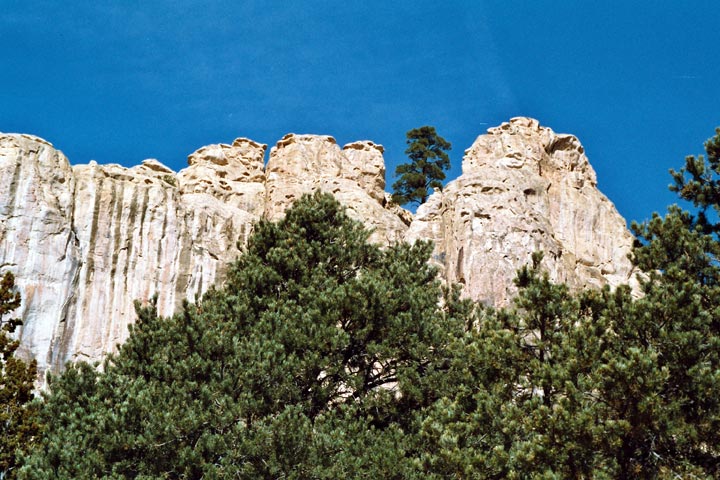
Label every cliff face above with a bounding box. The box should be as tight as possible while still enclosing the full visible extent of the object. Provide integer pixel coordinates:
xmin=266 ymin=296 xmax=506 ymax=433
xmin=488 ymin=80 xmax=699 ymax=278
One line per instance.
xmin=407 ymin=118 xmax=638 ymax=306
xmin=0 ymin=118 xmax=638 ymax=381
xmin=264 ymin=134 xmax=408 ymax=244
xmin=0 ymin=134 xmax=269 ymax=378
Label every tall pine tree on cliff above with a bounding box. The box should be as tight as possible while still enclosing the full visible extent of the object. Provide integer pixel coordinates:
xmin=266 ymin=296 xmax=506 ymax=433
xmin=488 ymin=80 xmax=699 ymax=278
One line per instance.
xmin=391 ymin=126 xmax=451 ymax=206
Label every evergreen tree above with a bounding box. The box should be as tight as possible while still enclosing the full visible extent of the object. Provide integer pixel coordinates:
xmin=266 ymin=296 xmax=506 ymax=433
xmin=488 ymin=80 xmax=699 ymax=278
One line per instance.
xmin=391 ymin=126 xmax=451 ymax=206
xmin=415 ymin=255 xmax=617 ymax=478
xmin=0 ymin=272 xmax=39 ymax=480
xmin=668 ymin=126 xmax=720 ymax=236
xmin=417 ymin=241 xmax=720 ymax=478
xmin=626 ymin=127 xmax=720 ymax=476
xmin=20 ymin=192 xmax=470 ymax=478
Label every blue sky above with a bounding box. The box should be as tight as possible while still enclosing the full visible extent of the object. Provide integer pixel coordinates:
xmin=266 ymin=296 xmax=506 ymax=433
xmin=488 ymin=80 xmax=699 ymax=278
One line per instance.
xmin=2 ymin=1 xmax=718 ymax=224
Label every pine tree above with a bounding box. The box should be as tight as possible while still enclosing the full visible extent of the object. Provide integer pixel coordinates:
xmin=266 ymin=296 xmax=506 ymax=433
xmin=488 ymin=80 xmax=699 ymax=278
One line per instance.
xmin=20 ymin=192 xmax=470 ymax=478
xmin=417 ymin=239 xmax=720 ymax=478
xmin=626 ymin=127 xmax=720 ymax=476
xmin=391 ymin=126 xmax=451 ymax=206
xmin=668 ymin=126 xmax=720 ymax=236
xmin=0 ymin=272 xmax=39 ymax=480
xmin=415 ymin=254 xmax=616 ymax=478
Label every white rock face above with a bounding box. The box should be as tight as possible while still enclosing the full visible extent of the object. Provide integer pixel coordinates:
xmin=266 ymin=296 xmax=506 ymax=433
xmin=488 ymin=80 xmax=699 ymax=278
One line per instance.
xmin=0 ymin=135 xmax=270 ymax=380
xmin=0 ymin=119 xmax=638 ymax=384
xmin=265 ymin=134 xmax=408 ymax=245
xmin=181 ymin=138 xmax=267 ymax=220
xmin=0 ymin=135 xmax=78 ymax=375
xmin=406 ymin=117 xmax=639 ymax=306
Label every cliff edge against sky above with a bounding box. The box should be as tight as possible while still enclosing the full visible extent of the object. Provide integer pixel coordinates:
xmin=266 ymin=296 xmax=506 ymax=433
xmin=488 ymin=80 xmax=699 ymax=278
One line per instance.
xmin=0 ymin=117 xmax=638 ymax=380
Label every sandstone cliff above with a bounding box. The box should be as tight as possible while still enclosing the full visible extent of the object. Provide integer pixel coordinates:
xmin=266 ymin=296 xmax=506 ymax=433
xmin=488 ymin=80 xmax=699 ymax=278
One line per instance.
xmin=406 ymin=117 xmax=638 ymax=306
xmin=0 ymin=118 xmax=638 ymax=382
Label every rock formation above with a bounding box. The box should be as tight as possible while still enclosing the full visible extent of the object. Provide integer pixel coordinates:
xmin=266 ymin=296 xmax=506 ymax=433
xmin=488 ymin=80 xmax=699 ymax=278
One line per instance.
xmin=406 ymin=117 xmax=638 ymax=306
xmin=0 ymin=134 xmax=271 ymax=379
xmin=0 ymin=118 xmax=638 ymax=383
xmin=264 ymin=134 xmax=407 ymax=244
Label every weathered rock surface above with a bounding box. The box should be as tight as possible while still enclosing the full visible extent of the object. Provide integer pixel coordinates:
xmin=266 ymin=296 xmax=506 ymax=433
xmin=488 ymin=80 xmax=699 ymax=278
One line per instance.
xmin=406 ymin=117 xmax=638 ymax=306
xmin=265 ymin=134 xmax=407 ymax=244
xmin=0 ymin=132 xmax=408 ymax=382
xmin=0 ymin=135 xmax=78 ymax=374
xmin=0 ymin=119 xmax=638 ymax=384
xmin=0 ymin=134 xmax=273 ymax=380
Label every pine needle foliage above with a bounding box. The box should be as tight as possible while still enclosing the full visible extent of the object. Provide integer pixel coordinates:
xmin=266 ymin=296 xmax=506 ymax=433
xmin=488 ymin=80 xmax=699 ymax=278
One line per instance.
xmin=0 ymin=272 xmax=39 ymax=480
xmin=20 ymin=192 xmax=471 ymax=478
xmin=391 ymin=126 xmax=451 ymax=206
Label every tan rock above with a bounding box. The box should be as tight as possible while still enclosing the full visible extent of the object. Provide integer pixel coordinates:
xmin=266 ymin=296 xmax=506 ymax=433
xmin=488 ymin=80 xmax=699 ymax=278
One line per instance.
xmin=180 ymin=138 xmax=267 ymax=218
xmin=179 ymin=138 xmax=267 ymax=246
xmin=406 ymin=117 xmax=639 ymax=306
xmin=264 ymin=134 xmax=343 ymax=219
xmin=265 ymin=134 xmax=408 ymax=244
xmin=341 ymin=141 xmax=386 ymax=203
xmin=0 ymin=134 xmax=267 ymax=381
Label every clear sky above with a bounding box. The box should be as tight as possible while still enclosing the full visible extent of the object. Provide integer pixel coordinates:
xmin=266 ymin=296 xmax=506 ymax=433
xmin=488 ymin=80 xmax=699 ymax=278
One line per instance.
xmin=2 ymin=1 xmax=718 ymax=224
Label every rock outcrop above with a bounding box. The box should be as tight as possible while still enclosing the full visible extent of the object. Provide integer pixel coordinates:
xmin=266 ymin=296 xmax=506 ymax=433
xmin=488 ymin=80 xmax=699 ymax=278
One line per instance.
xmin=265 ymin=134 xmax=407 ymax=244
xmin=0 ymin=119 xmax=638 ymax=383
xmin=406 ymin=117 xmax=638 ymax=306
xmin=0 ymin=133 xmax=407 ymax=381
xmin=0 ymin=135 xmax=78 ymax=372
xmin=0 ymin=134 xmax=272 ymax=379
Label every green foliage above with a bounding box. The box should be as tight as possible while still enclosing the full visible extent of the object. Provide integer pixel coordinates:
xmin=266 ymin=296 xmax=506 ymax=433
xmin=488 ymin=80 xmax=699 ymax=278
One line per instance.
xmin=391 ymin=126 xmax=451 ymax=206
xmin=416 ymin=256 xmax=608 ymax=478
xmin=625 ymin=128 xmax=720 ymax=476
xmin=0 ymin=272 xmax=39 ymax=480
xmin=162 ymin=174 xmax=178 ymax=187
xmin=417 ymin=254 xmax=719 ymax=478
xmin=21 ymin=192 xmax=470 ymax=478
xmin=669 ymin=126 xmax=720 ymax=235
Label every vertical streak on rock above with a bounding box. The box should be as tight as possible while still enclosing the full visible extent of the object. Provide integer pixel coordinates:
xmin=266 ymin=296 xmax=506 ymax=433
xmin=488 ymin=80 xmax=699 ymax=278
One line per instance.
xmin=156 ymin=191 xmax=167 ymax=275
xmin=123 ymin=185 xmax=139 ymax=295
xmin=196 ymin=262 xmax=203 ymax=303
xmin=173 ymin=207 xmax=193 ymax=310
xmin=106 ymin=181 xmax=123 ymax=352
xmin=439 ymin=190 xmax=451 ymax=289
xmin=3 ymin=155 xmax=23 ymax=219
xmin=456 ymin=247 xmax=465 ymax=285
xmin=50 ymin=178 xmax=81 ymax=372
xmin=85 ymin=175 xmax=104 ymax=285
xmin=137 ymin=186 xmax=150 ymax=245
